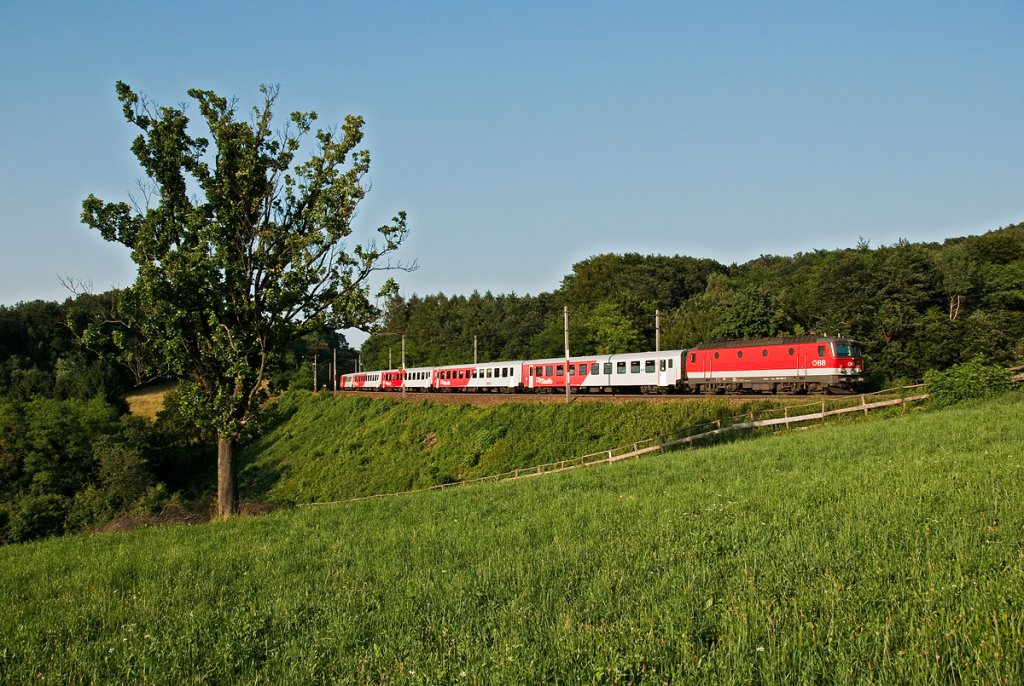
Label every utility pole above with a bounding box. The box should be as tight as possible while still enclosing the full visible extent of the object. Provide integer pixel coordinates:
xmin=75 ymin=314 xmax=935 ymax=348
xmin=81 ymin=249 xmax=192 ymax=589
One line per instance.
xmin=333 ymin=348 xmax=337 ymax=392
xmin=312 ymin=353 xmax=317 ymax=392
xmin=656 ymin=309 xmax=661 ymax=352
xmin=474 ymin=335 xmax=478 ymax=364
xmin=402 ymin=334 xmax=407 ymax=398
xmin=564 ymin=305 xmax=571 ymax=404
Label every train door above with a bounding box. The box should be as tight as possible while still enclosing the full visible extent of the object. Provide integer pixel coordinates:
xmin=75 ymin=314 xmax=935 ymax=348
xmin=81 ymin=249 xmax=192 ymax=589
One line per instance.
xmin=658 ymin=356 xmax=672 ymax=387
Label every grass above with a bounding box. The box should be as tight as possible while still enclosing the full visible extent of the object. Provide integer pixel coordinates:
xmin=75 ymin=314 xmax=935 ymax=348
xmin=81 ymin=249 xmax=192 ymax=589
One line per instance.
xmin=238 ymin=392 xmax=823 ymax=504
xmin=124 ymin=381 xmax=175 ymax=421
xmin=1 ymin=393 xmax=1022 ymax=683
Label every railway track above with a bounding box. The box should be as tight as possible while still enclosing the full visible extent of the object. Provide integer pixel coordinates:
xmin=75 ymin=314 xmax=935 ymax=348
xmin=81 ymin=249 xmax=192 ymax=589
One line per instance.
xmin=332 ymin=390 xmax=803 ymax=405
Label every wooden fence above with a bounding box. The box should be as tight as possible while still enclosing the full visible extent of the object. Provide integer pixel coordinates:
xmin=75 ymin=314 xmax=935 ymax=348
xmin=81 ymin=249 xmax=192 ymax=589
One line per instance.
xmin=337 ymin=387 xmax=930 ymax=504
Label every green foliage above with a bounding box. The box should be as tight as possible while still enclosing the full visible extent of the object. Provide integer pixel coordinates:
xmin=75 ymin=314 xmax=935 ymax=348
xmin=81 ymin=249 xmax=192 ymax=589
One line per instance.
xmin=0 ymin=397 xmax=173 ymax=542
xmin=1 ymin=396 xmax=1022 ymax=681
xmin=82 ymin=82 xmax=411 ymax=514
xmin=924 ymin=358 xmax=1015 ymax=407
xmin=7 ymin=494 xmax=71 ymax=543
xmin=0 ymin=296 xmax=132 ymax=403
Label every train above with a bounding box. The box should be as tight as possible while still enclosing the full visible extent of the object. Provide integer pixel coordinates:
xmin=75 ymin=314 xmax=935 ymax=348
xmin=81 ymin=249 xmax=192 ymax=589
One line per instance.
xmin=338 ymin=335 xmax=865 ymax=395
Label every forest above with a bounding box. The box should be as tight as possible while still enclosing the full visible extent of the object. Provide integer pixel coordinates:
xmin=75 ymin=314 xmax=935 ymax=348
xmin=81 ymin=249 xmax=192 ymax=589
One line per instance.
xmin=361 ymin=223 xmax=1024 ymax=387
xmin=1 ymin=222 xmax=1022 ymax=543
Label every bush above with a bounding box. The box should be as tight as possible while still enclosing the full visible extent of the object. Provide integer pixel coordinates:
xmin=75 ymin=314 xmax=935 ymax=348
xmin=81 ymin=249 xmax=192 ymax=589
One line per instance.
xmin=924 ymin=358 xmax=1014 ymax=407
xmin=8 ymin=494 xmax=70 ymax=542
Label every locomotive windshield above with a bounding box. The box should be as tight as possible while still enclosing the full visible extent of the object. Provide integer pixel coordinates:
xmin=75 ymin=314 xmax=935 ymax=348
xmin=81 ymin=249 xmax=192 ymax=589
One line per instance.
xmin=834 ymin=341 xmax=862 ymax=358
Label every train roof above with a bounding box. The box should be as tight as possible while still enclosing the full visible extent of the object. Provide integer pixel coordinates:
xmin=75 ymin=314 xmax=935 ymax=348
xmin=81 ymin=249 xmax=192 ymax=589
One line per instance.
xmin=689 ymin=335 xmax=859 ymax=350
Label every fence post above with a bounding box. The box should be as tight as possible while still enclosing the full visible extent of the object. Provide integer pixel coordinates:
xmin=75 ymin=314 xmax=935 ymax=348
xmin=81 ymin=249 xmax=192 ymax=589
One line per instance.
xmin=862 ymin=394 xmax=868 ymax=416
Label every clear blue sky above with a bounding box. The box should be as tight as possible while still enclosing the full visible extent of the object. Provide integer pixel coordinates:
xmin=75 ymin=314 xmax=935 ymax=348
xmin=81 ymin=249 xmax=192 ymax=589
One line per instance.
xmin=2 ymin=1 xmax=1022 ymax=315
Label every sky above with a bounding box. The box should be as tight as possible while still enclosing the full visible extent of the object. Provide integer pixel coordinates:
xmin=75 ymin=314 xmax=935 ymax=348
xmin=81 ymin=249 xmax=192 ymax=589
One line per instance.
xmin=2 ymin=1 xmax=1022 ymax=332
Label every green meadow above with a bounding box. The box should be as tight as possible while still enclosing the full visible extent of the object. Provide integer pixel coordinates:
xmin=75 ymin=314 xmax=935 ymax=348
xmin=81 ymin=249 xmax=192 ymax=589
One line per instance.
xmin=2 ymin=394 xmax=1022 ymax=684
xmin=238 ymin=392 xmax=838 ymax=503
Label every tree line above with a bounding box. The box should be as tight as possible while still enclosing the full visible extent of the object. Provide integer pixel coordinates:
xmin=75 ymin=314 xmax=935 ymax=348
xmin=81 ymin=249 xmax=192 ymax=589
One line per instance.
xmin=0 ymin=292 xmax=356 ymax=543
xmin=361 ymin=224 xmax=1024 ymax=388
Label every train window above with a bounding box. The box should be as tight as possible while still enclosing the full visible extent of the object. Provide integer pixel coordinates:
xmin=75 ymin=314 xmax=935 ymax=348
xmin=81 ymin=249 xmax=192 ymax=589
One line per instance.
xmin=818 ymin=346 xmax=826 ymax=357
xmin=545 ymin=365 xmax=553 ymax=376
xmin=617 ymin=361 xmax=626 ymax=374
xmin=660 ymin=360 xmax=666 ymax=372
xmin=737 ymin=351 xmax=743 ymax=358
xmin=502 ymin=368 xmax=508 ymax=378
xmin=568 ymin=364 xmax=575 ymax=376
xmin=604 ymin=362 xmax=612 ymax=374
xmin=835 ymin=342 xmax=853 ymax=357
xmin=762 ymin=349 xmax=768 ymax=357
xmin=714 ymin=352 xmax=720 ymax=359
xmin=690 ymin=353 xmax=695 ymax=363
xmin=631 ymin=361 xmax=641 ymax=374
xmin=591 ymin=363 xmax=599 ymax=374
xmin=669 ymin=359 xmax=674 ymax=368
xmin=646 ymin=360 xmax=655 ymax=373
xmin=556 ymin=365 xmax=564 ymax=376
xmin=788 ymin=348 xmax=794 ymax=355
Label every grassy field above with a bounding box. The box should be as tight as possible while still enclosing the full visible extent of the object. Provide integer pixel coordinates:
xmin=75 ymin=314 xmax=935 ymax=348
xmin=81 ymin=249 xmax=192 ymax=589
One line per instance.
xmin=124 ymin=381 xmax=176 ymax=421
xmin=1 ymin=394 xmax=1022 ymax=684
xmin=238 ymin=392 xmax=850 ymax=503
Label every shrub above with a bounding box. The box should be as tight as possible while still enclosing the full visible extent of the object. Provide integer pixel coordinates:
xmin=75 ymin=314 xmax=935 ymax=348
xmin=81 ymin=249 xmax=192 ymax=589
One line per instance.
xmin=924 ymin=358 xmax=1014 ymax=407
xmin=8 ymin=494 xmax=70 ymax=542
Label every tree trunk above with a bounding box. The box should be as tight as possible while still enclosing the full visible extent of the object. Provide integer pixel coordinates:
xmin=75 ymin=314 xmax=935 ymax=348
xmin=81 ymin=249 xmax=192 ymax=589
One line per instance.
xmin=217 ymin=435 xmax=239 ymax=517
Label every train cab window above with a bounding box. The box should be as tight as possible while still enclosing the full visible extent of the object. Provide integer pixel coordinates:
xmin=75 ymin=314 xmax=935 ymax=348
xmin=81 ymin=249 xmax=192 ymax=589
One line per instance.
xmin=646 ymin=360 xmax=655 ymax=373
xmin=616 ymin=361 xmax=626 ymax=374
xmin=818 ymin=346 xmax=826 ymax=357
xmin=835 ymin=342 xmax=855 ymax=357
xmin=631 ymin=361 xmax=641 ymax=373
xmin=604 ymin=362 xmax=612 ymax=375
xmin=591 ymin=363 xmax=599 ymax=374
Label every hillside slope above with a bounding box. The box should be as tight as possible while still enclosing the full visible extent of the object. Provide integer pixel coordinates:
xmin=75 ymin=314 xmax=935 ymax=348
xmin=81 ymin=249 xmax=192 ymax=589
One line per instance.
xmin=2 ymin=393 xmax=1022 ymax=683
xmin=238 ymin=392 xmax=795 ymax=503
